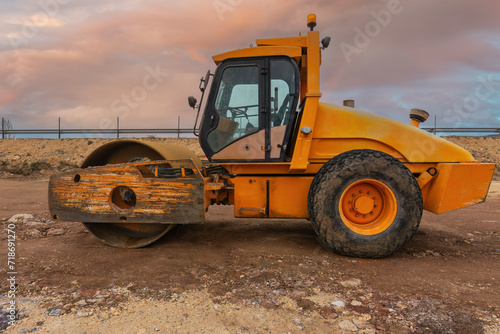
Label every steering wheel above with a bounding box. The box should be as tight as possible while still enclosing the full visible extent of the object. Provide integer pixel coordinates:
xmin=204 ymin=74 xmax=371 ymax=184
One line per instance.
xmin=271 ymin=94 xmax=293 ymax=127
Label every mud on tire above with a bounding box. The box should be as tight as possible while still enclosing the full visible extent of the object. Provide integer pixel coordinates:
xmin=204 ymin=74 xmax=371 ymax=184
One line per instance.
xmin=308 ymin=149 xmax=423 ymax=258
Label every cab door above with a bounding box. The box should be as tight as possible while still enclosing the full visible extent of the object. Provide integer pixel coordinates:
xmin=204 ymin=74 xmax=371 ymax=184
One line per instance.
xmin=268 ymin=58 xmax=299 ymax=160
xmin=199 ymin=57 xmax=299 ymax=162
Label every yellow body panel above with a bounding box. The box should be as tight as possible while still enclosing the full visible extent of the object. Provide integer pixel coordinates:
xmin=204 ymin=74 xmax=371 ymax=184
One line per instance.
xmin=312 ymin=103 xmax=475 ymax=163
xmin=256 ymin=36 xmax=308 ymax=48
xmin=213 ymin=46 xmax=302 ymax=65
xmin=233 ymin=177 xmax=312 ymax=218
xmin=423 ymin=163 xmax=495 ymax=214
xmin=289 ymin=31 xmax=322 ymax=172
xmin=227 ymin=162 xmax=495 ymax=218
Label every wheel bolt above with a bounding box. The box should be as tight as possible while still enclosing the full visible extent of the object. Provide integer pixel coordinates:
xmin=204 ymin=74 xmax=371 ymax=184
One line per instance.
xmin=374 ymin=205 xmax=378 ymax=208
xmin=352 ymin=194 xmax=356 ymax=197
xmin=355 ymin=214 xmax=359 ymax=217
xmin=363 ymin=215 xmax=367 ymax=218
xmin=373 ymin=197 xmax=376 ymax=200
xmin=359 ymin=190 xmax=363 ymax=193
xmin=348 ymin=201 xmax=352 ymax=204
xmin=350 ymin=208 xmax=354 ymax=212
xmin=370 ymin=212 xmax=374 ymax=215
xmin=367 ymin=191 xmax=371 ymax=195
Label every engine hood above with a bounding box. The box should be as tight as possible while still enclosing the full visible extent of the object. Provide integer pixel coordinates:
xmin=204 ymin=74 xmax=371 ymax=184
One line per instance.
xmin=312 ymin=103 xmax=475 ymax=163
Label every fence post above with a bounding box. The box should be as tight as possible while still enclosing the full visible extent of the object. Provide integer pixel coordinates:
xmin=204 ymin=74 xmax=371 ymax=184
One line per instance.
xmin=177 ymin=116 xmax=180 ymax=138
xmin=117 ymin=117 xmax=120 ymax=139
xmin=58 ymin=117 xmax=61 ymax=139
xmin=1 ymin=117 xmax=4 ymax=139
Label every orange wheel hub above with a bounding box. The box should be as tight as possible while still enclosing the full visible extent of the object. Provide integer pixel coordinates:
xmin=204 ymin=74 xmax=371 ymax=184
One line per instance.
xmin=339 ymin=179 xmax=397 ymax=235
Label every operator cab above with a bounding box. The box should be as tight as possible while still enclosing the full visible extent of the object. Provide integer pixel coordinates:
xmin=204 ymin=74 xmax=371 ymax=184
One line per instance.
xmin=199 ymin=56 xmax=300 ymax=162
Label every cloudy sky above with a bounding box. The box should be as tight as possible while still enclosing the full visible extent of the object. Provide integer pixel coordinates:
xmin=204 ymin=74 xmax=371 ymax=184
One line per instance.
xmin=1 ymin=0 xmax=500 ymax=132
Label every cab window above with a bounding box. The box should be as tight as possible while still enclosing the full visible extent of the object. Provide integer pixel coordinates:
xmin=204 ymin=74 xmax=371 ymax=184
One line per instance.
xmin=207 ymin=66 xmax=260 ymax=153
xmin=270 ymin=59 xmax=296 ymax=128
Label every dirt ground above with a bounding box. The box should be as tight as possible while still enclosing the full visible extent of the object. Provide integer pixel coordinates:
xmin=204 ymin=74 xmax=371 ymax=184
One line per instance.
xmin=0 ymin=179 xmax=499 ymax=334
xmin=0 ymin=138 xmax=204 ymax=179
xmin=0 ymin=137 xmax=499 ymax=179
xmin=0 ymin=136 xmax=499 ymax=333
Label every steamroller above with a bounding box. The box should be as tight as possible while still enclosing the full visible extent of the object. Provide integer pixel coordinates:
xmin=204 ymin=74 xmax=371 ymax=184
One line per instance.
xmin=48 ymin=15 xmax=496 ymax=258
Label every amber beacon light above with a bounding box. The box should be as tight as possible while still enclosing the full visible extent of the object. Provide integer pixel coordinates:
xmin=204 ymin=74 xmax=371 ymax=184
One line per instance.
xmin=307 ymin=14 xmax=317 ymax=30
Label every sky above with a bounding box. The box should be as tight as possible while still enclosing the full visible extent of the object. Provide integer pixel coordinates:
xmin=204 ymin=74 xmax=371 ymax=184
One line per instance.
xmin=1 ymin=0 xmax=500 ymax=132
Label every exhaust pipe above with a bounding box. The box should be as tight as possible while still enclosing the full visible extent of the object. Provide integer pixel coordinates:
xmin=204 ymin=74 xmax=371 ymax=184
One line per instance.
xmin=343 ymin=100 xmax=355 ymax=108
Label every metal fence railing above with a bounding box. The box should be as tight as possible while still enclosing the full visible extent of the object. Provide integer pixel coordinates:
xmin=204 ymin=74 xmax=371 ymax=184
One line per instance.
xmin=421 ymin=127 xmax=500 ymax=134
xmin=1 ymin=127 xmax=194 ymax=139
xmin=1 ymin=117 xmax=194 ymax=139
xmin=1 ymin=117 xmax=499 ymax=139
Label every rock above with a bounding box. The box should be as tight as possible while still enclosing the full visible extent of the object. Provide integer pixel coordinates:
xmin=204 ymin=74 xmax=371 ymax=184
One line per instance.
xmin=75 ymin=311 xmax=93 ymax=317
xmin=340 ymin=278 xmax=361 ymax=288
xmin=47 ymin=308 xmax=62 ymax=317
xmin=292 ymin=290 xmax=307 ymax=298
xmin=75 ymin=300 xmax=87 ymax=307
xmin=425 ymin=250 xmax=442 ymax=257
xmin=331 ymin=300 xmax=346 ymax=307
xmin=294 ymin=318 xmax=305 ymax=330
xmin=351 ymin=300 xmax=362 ymax=306
xmin=21 ymin=329 xmax=38 ymax=334
xmin=396 ymin=301 xmax=408 ymax=309
xmin=28 ymin=230 xmax=43 ymax=238
xmin=0 ymin=309 xmax=12 ymax=332
xmin=350 ymin=304 xmax=371 ymax=314
xmin=25 ymin=220 xmax=45 ymax=227
xmin=338 ymin=320 xmax=358 ymax=331
xmin=47 ymin=228 xmax=65 ymax=236
xmin=8 ymin=214 xmax=34 ymax=224
xmin=26 ymin=282 xmax=40 ymax=292
xmin=352 ymin=318 xmax=374 ymax=330
xmin=319 ymin=307 xmax=338 ymax=319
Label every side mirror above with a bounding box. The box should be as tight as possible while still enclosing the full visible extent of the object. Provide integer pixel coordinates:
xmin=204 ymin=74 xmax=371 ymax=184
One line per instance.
xmin=321 ymin=36 xmax=331 ymax=49
xmin=188 ymin=96 xmax=197 ymax=109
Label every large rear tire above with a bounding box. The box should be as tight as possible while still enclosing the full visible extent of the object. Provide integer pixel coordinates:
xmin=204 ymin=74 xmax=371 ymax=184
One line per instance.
xmin=82 ymin=140 xmax=202 ymax=248
xmin=308 ymin=150 xmax=422 ymax=258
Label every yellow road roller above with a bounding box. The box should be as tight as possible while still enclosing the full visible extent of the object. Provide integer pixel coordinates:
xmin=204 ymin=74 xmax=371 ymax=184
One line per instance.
xmin=48 ymin=15 xmax=495 ymax=258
